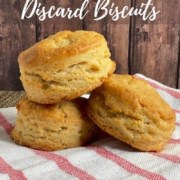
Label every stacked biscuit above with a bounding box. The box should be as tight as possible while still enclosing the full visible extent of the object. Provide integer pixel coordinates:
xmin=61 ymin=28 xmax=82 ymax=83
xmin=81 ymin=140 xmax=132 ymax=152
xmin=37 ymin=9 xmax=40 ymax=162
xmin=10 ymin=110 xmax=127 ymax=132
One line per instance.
xmin=11 ymin=30 xmax=175 ymax=152
xmin=88 ymin=75 xmax=175 ymax=152
xmin=11 ymin=30 xmax=116 ymax=151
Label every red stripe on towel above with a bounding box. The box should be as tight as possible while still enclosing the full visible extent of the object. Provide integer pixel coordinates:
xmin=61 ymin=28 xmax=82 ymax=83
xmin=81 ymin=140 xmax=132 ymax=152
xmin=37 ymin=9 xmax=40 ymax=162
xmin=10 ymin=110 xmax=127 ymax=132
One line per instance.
xmin=174 ymin=109 xmax=180 ymax=114
xmin=135 ymin=75 xmax=180 ymax=99
xmin=151 ymin=153 xmax=180 ymax=163
xmin=134 ymin=75 xmax=180 ymax=114
xmin=0 ymin=157 xmax=26 ymax=180
xmin=34 ymin=150 xmax=95 ymax=180
xmin=168 ymin=139 xmax=180 ymax=144
xmin=0 ymin=113 xmax=95 ymax=180
xmin=88 ymin=146 xmax=165 ymax=180
xmin=0 ymin=113 xmax=13 ymax=134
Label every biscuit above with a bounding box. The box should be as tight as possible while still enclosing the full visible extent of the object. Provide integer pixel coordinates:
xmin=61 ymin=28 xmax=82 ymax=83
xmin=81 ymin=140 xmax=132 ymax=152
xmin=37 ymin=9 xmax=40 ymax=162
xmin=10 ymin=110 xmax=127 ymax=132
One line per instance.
xmin=88 ymin=74 xmax=175 ymax=152
xmin=18 ymin=30 xmax=116 ymax=104
xmin=11 ymin=97 xmax=97 ymax=151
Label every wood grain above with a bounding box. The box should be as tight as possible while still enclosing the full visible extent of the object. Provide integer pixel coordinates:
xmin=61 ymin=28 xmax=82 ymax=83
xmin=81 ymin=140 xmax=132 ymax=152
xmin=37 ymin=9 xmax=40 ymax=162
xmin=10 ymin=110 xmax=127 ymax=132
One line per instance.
xmin=178 ymin=65 xmax=180 ymax=89
xmin=83 ymin=0 xmax=107 ymax=36
xmin=178 ymin=40 xmax=180 ymax=89
xmin=129 ymin=0 xmax=180 ymax=88
xmin=106 ymin=0 xmax=130 ymax=74
xmin=0 ymin=0 xmax=179 ymax=90
xmin=0 ymin=0 xmax=36 ymax=90
xmin=84 ymin=0 xmax=130 ymax=74
xmin=36 ymin=0 xmax=82 ymax=41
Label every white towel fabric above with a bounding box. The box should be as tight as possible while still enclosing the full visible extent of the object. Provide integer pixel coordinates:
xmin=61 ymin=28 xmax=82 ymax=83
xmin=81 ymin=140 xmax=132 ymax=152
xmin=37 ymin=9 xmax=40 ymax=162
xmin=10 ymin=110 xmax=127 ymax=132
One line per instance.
xmin=0 ymin=74 xmax=180 ymax=180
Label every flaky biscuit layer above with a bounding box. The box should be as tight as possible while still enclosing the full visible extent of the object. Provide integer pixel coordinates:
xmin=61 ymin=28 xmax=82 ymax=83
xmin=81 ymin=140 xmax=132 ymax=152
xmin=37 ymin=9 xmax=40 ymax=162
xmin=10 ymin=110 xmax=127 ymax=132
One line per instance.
xmin=18 ymin=30 xmax=115 ymax=104
xmin=11 ymin=98 xmax=97 ymax=151
xmin=88 ymin=74 xmax=175 ymax=152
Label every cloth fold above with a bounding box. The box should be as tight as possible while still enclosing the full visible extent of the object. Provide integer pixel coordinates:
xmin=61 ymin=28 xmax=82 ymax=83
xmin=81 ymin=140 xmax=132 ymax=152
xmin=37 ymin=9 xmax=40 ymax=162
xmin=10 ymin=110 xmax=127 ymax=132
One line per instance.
xmin=0 ymin=74 xmax=179 ymax=180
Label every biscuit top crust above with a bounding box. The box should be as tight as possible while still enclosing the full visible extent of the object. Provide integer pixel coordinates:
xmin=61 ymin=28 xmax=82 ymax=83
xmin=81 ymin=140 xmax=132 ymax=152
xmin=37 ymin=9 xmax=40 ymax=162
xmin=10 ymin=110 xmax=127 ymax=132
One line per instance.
xmin=96 ymin=74 xmax=175 ymax=122
xmin=18 ymin=30 xmax=110 ymax=71
xmin=16 ymin=97 xmax=89 ymax=124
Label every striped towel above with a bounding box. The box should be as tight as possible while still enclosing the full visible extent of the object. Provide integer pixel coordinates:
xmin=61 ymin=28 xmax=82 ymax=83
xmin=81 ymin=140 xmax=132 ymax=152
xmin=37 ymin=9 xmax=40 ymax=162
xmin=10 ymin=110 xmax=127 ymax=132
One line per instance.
xmin=0 ymin=74 xmax=179 ymax=180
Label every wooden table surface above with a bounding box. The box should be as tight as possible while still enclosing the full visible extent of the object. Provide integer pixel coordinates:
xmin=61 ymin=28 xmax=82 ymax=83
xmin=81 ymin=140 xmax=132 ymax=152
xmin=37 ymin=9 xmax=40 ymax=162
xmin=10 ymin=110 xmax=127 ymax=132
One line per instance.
xmin=0 ymin=91 xmax=25 ymax=108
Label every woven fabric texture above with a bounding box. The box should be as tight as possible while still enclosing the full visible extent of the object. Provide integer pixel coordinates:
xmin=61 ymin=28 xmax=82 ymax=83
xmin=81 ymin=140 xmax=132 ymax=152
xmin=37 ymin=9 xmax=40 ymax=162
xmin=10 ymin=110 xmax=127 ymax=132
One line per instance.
xmin=0 ymin=74 xmax=179 ymax=180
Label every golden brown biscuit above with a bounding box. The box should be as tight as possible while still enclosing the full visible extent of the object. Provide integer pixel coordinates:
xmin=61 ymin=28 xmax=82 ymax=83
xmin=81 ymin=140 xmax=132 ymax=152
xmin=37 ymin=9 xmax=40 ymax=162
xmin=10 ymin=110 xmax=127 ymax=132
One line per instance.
xmin=18 ymin=30 xmax=116 ymax=104
xmin=11 ymin=97 xmax=97 ymax=151
xmin=88 ymin=74 xmax=175 ymax=152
